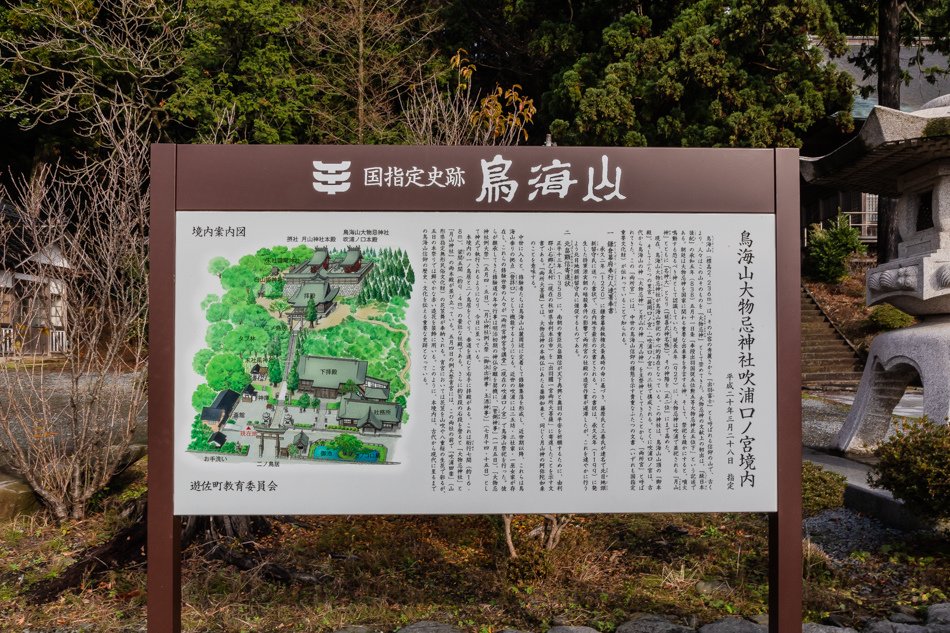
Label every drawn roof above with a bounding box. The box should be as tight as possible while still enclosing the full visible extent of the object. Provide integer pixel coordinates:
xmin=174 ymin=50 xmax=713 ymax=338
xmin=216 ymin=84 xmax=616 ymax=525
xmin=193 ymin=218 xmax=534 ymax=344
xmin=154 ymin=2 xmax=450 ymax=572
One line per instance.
xmin=297 ymin=355 xmax=367 ymax=389
xmin=200 ymin=407 xmax=226 ymax=423
xmin=208 ymin=431 xmax=227 ymax=447
xmin=289 ymin=281 xmax=338 ymax=307
xmin=341 ymin=247 xmax=361 ymax=267
xmin=210 ymin=389 xmax=241 ymax=414
xmin=308 ymin=248 xmax=329 ymax=267
xmin=362 ymin=385 xmax=390 ymax=401
xmin=338 ymin=395 xmax=402 ymax=428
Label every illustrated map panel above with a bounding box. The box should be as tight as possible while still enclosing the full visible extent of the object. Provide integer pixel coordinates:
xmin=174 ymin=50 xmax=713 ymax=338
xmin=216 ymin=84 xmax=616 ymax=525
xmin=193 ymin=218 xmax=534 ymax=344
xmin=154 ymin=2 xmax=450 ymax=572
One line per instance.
xmin=174 ymin=212 xmax=777 ymax=514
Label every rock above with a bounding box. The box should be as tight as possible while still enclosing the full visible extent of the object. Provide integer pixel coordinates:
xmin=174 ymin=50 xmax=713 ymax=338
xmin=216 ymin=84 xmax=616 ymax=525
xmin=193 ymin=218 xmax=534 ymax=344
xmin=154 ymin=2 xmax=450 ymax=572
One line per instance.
xmin=399 ymin=622 xmax=464 ymax=633
xmin=547 ymin=627 xmax=599 ymax=633
xmin=863 ymin=621 xmax=929 ymax=633
xmin=698 ymin=618 xmax=766 ymax=633
xmin=695 ymin=580 xmax=730 ymax=596
xmin=0 ymin=472 xmax=38 ymax=520
xmin=748 ymin=615 xmax=768 ymax=627
xmin=888 ymin=614 xmax=921 ymax=625
xmin=499 ymin=629 xmax=534 ymax=633
xmin=820 ymin=615 xmax=852 ymax=629
xmin=617 ymin=615 xmax=694 ymax=633
xmin=929 ymin=605 xmax=950 ymax=627
xmin=803 ymin=623 xmax=857 ymax=633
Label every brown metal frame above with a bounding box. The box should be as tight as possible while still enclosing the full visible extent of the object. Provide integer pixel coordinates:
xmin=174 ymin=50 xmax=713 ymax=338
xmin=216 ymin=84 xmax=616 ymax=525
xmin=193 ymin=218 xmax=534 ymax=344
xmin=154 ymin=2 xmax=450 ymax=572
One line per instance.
xmin=148 ymin=145 xmax=801 ymax=633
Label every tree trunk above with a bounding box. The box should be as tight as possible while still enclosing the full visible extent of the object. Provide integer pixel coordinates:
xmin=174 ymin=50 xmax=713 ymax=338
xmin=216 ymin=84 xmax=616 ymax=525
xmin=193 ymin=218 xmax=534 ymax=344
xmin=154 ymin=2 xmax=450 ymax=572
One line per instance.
xmin=876 ymin=0 xmax=902 ymax=264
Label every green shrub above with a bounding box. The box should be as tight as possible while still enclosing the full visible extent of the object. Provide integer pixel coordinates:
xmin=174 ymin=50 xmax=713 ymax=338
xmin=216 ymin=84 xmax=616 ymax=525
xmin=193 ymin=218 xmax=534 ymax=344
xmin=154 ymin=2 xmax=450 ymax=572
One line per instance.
xmin=868 ymin=417 xmax=950 ymax=521
xmin=805 ymin=214 xmax=866 ymax=283
xmin=868 ymin=304 xmax=914 ymax=330
xmin=802 ymin=461 xmax=847 ymax=517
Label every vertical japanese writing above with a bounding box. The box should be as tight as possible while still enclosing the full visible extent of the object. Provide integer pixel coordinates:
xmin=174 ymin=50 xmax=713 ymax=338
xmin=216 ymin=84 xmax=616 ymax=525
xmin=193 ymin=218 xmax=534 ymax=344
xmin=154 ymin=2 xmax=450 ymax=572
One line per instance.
xmin=624 ymin=230 xmax=714 ymax=492
xmin=737 ymin=230 xmax=757 ymax=488
xmin=423 ymin=228 xmax=525 ymax=494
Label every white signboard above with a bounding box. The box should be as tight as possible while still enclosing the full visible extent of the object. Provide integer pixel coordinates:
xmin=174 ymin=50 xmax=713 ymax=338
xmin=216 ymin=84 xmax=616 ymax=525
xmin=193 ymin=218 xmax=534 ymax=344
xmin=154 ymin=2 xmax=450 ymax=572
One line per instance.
xmin=174 ymin=211 xmax=776 ymax=514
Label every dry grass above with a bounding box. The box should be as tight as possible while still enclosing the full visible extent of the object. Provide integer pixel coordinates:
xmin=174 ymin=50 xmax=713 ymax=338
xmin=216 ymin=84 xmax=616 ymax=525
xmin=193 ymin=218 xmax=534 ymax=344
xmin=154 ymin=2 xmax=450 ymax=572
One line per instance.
xmin=1 ymin=469 xmax=949 ymax=631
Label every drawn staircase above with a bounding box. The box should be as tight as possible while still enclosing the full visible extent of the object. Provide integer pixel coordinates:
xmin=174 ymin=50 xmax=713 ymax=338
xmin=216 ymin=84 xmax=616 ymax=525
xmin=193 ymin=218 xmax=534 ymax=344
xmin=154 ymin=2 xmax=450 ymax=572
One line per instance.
xmin=801 ymin=287 xmax=865 ymax=388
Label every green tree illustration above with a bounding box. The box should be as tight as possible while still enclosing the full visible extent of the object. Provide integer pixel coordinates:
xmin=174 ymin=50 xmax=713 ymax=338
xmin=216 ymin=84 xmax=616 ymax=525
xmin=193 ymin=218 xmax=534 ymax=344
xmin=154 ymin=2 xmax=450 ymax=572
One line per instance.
xmin=208 ymin=257 xmax=230 ymax=277
xmin=305 ymin=296 xmax=318 ymax=326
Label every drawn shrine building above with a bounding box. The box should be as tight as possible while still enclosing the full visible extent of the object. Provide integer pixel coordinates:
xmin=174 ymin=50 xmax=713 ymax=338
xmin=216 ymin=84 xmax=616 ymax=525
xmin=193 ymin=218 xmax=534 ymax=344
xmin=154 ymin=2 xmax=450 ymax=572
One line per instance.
xmin=296 ymin=355 xmax=391 ymax=400
xmin=282 ymin=247 xmax=374 ymax=321
xmin=296 ymin=354 xmax=404 ymax=433
xmin=337 ymin=395 xmax=403 ymax=433
xmin=200 ymin=389 xmax=240 ymax=428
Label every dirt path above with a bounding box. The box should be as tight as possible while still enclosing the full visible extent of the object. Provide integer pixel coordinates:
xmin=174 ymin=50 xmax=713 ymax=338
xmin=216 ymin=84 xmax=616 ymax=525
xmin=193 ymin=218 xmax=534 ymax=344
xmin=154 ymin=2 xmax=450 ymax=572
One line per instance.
xmin=312 ymin=303 xmax=351 ymax=330
xmin=351 ymin=309 xmax=410 ymax=399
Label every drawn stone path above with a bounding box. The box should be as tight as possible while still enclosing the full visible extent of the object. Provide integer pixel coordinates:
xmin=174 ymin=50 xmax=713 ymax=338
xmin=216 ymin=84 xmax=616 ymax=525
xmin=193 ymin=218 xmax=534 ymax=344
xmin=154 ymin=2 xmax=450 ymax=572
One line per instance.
xmin=277 ymin=324 xmax=301 ymax=404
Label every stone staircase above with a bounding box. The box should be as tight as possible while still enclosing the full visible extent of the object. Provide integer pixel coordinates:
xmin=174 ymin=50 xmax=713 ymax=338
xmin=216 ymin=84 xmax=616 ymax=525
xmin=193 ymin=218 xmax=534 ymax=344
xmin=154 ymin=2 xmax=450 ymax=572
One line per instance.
xmin=801 ymin=287 xmax=865 ymax=388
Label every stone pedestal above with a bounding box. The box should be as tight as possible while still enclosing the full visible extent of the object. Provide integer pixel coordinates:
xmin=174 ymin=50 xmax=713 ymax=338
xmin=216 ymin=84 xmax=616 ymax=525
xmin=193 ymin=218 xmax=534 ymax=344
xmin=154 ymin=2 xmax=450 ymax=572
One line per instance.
xmin=835 ymin=316 xmax=950 ymax=452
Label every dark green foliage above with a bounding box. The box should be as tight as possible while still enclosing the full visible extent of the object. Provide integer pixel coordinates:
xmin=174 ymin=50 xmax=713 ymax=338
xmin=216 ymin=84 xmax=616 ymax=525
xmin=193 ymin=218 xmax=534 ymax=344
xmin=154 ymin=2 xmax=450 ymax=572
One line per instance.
xmin=204 ymin=353 xmax=250 ymax=392
xmin=268 ymin=360 xmax=283 ymax=386
xmin=805 ymin=215 xmax=866 ymax=283
xmin=298 ymin=393 xmax=311 ymax=410
xmin=801 ymin=461 xmax=847 ymax=518
xmin=163 ymin=0 xmax=315 ymax=144
xmin=329 ymin=433 xmax=364 ymax=457
xmin=305 ymin=297 xmax=317 ymax=326
xmin=356 ymin=248 xmax=414 ymax=305
xmin=868 ymin=304 xmax=915 ymax=331
xmin=869 ymin=417 xmax=950 ymax=521
xmin=287 ymin=362 xmax=299 ymax=392
xmin=545 ymin=0 xmax=854 ymax=147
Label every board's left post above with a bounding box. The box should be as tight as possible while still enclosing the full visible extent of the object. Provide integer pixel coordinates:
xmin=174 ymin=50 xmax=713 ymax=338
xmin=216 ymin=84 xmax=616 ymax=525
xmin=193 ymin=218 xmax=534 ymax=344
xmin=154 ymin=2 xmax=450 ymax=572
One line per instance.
xmin=148 ymin=143 xmax=182 ymax=633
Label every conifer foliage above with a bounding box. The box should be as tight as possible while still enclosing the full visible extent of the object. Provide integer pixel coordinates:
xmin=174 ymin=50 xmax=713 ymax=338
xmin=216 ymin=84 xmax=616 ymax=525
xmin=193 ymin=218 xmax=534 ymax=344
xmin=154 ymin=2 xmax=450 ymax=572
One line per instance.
xmin=356 ymin=248 xmax=414 ymax=305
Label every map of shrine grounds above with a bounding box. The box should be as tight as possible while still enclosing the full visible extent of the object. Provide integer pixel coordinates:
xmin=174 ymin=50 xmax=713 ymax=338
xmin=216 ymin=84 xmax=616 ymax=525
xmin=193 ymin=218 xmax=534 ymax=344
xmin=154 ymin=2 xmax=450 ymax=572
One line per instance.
xmin=174 ymin=211 xmax=777 ymax=515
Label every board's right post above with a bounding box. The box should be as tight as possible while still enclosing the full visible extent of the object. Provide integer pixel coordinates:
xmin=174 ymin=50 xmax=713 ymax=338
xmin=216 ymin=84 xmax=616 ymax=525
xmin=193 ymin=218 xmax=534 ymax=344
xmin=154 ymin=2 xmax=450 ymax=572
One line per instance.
xmin=770 ymin=147 xmax=803 ymax=633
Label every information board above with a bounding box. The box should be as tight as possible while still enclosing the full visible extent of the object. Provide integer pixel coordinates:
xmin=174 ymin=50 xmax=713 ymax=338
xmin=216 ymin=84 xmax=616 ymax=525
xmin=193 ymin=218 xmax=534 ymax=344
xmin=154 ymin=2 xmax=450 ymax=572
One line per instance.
xmin=148 ymin=145 xmax=802 ymax=633
xmin=175 ymin=211 xmax=776 ymax=515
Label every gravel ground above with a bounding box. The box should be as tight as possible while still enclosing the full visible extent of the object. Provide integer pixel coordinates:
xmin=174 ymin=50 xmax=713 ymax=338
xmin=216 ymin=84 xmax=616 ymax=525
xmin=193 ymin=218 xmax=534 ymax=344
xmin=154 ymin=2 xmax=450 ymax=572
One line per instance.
xmin=803 ymin=507 xmax=905 ymax=560
xmin=802 ymin=395 xmax=852 ymax=450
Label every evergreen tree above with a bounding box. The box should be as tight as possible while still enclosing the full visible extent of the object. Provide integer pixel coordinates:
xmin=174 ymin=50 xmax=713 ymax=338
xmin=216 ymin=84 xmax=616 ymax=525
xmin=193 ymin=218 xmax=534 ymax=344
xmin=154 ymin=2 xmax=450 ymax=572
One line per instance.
xmin=305 ymin=297 xmax=318 ymax=327
xmin=268 ymin=360 xmax=283 ymax=386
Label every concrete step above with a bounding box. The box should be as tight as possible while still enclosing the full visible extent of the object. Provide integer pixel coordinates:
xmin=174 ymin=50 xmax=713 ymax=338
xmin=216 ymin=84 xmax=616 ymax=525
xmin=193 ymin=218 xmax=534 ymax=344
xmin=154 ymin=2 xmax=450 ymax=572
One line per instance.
xmin=802 ymin=371 xmax=866 ymax=382
xmin=801 ymin=350 xmax=862 ymax=360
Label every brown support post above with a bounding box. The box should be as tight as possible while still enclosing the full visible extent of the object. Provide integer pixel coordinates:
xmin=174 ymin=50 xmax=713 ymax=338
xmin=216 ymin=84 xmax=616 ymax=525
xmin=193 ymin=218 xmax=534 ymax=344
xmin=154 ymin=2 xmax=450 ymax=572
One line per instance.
xmin=770 ymin=148 xmax=803 ymax=633
xmin=148 ymin=144 xmax=182 ymax=633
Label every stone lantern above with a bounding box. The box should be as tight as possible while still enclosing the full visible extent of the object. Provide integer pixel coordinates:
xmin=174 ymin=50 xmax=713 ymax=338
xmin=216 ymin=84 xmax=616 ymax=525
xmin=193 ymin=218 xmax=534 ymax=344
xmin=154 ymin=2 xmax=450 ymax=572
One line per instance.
xmin=801 ymin=95 xmax=950 ymax=452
